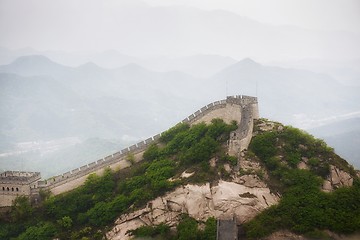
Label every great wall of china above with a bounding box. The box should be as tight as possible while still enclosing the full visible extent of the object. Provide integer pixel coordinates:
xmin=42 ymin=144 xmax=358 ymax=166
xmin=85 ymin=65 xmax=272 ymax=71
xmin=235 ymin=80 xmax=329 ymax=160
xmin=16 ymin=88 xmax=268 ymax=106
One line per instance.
xmin=0 ymin=95 xmax=259 ymax=207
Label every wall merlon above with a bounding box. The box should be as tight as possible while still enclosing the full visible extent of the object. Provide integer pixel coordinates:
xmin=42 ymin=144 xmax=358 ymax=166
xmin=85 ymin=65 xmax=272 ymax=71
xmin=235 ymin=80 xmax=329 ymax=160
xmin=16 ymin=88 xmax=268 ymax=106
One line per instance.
xmin=122 ymin=148 xmax=130 ymax=154
xmin=63 ymin=172 xmax=71 ymax=177
xmin=188 ymin=114 xmax=195 ymax=120
xmin=153 ymin=134 xmax=161 ymax=140
xmin=129 ymin=145 xmax=137 ymax=151
xmin=145 ymin=138 xmax=153 ymax=144
xmin=182 ymin=118 xmax=190 ymax=123
xmin=201 ymin=106 xmax=208 ymax=112
xmin=80 ymin=165 xmax=88 ymax=171
xmin=137 ymin=141 xmax=146 ymax=148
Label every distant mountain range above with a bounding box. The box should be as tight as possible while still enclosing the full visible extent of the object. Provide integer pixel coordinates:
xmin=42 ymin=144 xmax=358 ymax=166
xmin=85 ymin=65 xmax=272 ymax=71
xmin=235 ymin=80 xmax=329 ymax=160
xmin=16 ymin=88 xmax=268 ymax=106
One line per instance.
xmin=0 ymin=55 xmax=208 ymax=143
xmin=0 ymin=47 xmax=237 ymax=78
xmin=0 ymin=55 xmax=359 ymax=173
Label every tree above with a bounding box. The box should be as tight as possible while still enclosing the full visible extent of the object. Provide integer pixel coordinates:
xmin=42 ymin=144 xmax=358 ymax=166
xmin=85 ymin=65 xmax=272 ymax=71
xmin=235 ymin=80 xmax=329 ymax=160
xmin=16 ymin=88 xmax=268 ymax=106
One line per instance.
xmin=126 ymin=153 xmax=135 ymax=165
xmin=17 ymin=222 xmax=56 ymax=240
xmin=177 ymin=215 xmax=199 ymax=240
xmin=11 ymin=196 xmax=33 ymax=222
xmin=57 ymin=216 xmax=73 ymax=229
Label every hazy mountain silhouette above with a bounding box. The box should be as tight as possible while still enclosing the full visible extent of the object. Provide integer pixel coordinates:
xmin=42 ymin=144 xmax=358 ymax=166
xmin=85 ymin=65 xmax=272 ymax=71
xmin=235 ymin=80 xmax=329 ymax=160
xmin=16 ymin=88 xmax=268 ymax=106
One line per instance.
xmin=0 ymin=55 xmax=73 ymax=77
xmin=0 ymin=56 xmax=206 ymax=144
xmin=1 ymin=56 xmax=359 ymax=173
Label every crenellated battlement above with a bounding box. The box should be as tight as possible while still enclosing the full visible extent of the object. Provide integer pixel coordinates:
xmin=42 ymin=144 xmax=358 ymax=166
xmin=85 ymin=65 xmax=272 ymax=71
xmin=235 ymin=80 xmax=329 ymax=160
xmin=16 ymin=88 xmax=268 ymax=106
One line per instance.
xmin=0 ymin=95 xmax=259 ymax=207
xmin=0 ymin=171 xmax=41 ymax=184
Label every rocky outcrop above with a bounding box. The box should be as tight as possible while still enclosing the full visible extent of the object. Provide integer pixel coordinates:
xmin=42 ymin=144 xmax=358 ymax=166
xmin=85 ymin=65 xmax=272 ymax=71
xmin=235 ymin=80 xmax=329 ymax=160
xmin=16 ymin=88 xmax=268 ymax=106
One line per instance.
xmin=106 ymin=180 xmax=279 ymax=240
xmin=322 ymin=165 xmax=354 ymax=192
xmin=297 ymin=157 xmax=309 ymax=170
xmin=233 ymin=174 xmax=267 ymax=188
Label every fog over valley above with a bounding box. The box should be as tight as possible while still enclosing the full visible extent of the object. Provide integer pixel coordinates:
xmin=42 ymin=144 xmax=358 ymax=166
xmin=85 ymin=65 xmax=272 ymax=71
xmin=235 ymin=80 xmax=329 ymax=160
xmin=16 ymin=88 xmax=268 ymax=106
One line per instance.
xmin=0 ymin=0 xmax=359 ymax=175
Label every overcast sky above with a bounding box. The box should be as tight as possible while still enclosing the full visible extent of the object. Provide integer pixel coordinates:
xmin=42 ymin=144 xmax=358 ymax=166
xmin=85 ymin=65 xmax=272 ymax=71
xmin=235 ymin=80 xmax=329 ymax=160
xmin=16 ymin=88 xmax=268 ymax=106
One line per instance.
xmin=144 ymin=0 xmax=360 ymax=33
xmin=0 ymin=0 xmax=359 ymax=60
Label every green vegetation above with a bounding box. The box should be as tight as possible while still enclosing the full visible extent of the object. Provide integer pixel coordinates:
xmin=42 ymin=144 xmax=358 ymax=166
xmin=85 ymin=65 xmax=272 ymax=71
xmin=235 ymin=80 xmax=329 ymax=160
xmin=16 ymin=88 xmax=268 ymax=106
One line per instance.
xmin=0 ymin=119 xmax=236 ymax=239
xmin=2 ymin=118 xmax=358 ymax=240
xmin=129 ymin=215 xmax=217 ymax=240
xmin=245 ymin=123 xmax=360 ymax=239
xmin=128 ymin=223 xmax=170 ymax=238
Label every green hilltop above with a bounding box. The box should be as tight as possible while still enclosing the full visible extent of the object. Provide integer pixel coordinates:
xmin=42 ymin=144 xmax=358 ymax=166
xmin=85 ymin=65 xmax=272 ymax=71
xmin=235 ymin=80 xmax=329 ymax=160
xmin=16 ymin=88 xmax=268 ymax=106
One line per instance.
xmin=0 ymin=118 xmax=359 ymax=240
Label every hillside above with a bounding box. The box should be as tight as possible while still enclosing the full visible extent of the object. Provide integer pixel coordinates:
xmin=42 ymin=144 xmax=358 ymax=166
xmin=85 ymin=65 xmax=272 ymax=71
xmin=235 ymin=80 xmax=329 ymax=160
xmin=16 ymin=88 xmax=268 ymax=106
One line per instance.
xmin=0 ymin=118 xmax=359 ymax=240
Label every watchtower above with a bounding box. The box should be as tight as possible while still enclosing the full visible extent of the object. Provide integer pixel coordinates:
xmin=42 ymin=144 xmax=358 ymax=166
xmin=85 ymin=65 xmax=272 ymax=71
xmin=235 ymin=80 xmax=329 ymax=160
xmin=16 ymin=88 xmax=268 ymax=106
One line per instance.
xmin=0 ymin=171 xmax=41 ymax=207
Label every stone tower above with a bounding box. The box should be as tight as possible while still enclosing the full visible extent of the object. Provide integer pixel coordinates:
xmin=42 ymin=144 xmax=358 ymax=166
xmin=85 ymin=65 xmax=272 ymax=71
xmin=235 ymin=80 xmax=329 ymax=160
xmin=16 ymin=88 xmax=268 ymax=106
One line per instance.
xmin=0 ymin=171 xmax=41 ymax=207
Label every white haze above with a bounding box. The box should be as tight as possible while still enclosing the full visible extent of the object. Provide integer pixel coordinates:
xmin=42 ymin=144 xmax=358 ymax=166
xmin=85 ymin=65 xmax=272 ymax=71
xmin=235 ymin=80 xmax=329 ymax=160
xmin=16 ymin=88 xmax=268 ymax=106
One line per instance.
xmin=0 ymin=0 xmax=360 ymax=61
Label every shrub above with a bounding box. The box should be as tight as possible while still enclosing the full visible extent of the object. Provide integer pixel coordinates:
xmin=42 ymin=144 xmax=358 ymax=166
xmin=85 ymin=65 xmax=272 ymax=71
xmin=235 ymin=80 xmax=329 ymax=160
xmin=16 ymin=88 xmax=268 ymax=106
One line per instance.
xmin=128 ymin=223 xmax=170 ymax=237
xmin=177 ymin=215 xmax=199 ymax=240
xmin=57 ymin=216 xmax=73 ymax=229
xmin=160 ymin=123 xmax=189 ymax=143
xmin=11 ymin=196 xmax=33 ymax=222
xmin=17 ymin=222 xmax=57 ymax=240
xmin=143 ymin=143 xmax=160 ymax=161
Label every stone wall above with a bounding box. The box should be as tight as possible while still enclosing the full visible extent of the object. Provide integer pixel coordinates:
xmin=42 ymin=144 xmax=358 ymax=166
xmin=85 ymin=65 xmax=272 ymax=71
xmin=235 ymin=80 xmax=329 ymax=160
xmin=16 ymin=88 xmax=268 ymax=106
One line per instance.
xmin=0 ymin=95 xmax=259 ymax=203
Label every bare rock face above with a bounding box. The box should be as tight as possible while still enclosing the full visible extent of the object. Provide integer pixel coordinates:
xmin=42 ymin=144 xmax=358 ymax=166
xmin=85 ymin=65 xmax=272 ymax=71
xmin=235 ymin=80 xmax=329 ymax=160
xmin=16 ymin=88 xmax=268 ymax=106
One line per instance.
xmin=297 ymin=161 xmax=308 ymax=170
xmin=298 ymin=157 xmax=309 ymax=169
xmin=258 ymin=121 xmax=276 ymax=132
xmin=322 ymin=165 xmax=354 ymax=192
xmin=233 ymin=175 xmax=267 ymax=188
xmin=106 ymin=180 xmax=279 ymax=240
xmin=239 ymin=158 xmax=262 ymax=171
